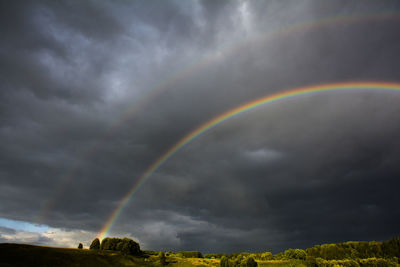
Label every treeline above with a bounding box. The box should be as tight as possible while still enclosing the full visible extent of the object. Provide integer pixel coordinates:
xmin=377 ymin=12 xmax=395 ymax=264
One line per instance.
xmin=220 ymin=255 xmax=257 ymax=267
xmin=89 ymin=237 xmax=141 ymax=256
xmin=205 ymin=237 xmax=400 ymax=267
xmin=305 ymin=237 xmax=400 ymax=260
xmin=81 ymin=236 xmax=400 ymax=266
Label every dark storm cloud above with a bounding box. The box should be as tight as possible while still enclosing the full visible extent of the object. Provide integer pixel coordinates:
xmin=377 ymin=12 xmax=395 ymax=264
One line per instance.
xmin=1 ymin=0 xmax=400 ymax=253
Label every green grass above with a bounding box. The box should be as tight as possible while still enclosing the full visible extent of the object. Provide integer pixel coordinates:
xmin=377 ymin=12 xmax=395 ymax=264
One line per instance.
xmin=2 ymin=243 xmax=398 ymax=267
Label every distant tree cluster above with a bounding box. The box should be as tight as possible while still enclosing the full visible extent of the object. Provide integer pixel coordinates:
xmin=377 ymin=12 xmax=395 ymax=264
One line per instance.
xmin=284 ymin=248 xmax=307 ymax=260
xmin=80 ymin=236 xmax=400 ymax=266
xmin=89 ymin=237 xmax=141 ymax=256
xmin=204 ymin=253 xmax=227 ymax=259
xmin=305 ymin=237 xmax=400 ymax=260
xmin=220 ymin=255 xmax=257 ymax=267
xmin=177 ymin=251 xmax=203 ymax=258
xmin=214 ymin=237 xmax=400 ymax=267
xmin=313 ymin=257 xmax=398 ymax=267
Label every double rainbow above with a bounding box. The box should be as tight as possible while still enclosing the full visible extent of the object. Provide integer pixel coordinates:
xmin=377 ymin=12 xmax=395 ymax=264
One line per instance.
xmin=98 ymin=81 xmax=400 ymax=240
xmin=38 ymin=11 xmax=400 ymax=224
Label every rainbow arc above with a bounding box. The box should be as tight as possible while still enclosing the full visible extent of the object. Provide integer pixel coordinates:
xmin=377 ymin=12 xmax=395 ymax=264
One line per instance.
xmin=98 ymin=81 xmax=400 ymax=240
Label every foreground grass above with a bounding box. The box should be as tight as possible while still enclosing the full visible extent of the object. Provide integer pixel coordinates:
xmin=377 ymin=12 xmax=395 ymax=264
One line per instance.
xmin=0 ymin=243 xmax=154 ymax=267
xmin=0 ymin=244 xmax=221 ymax=267
xmin=2 ymin=243 xmax=398 ymax=266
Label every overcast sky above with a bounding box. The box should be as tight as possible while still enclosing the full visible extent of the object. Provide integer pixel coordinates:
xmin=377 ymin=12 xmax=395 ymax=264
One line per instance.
xmin=1 ymin=0 xmax=400 ymax=253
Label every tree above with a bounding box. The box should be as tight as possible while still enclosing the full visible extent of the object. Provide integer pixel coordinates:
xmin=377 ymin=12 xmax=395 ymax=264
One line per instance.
xmin=120 ymin=238 xmax=141 ymax=256
xmin=285 ymin=248 xmax=307 ymax=260
xmin=101 ymin=238 xmax=119 ymax=250
xmin=100 ymin=237 xmax=141 ymax=256
xmin=89 ymin=238 xmax=100 ymax=250
xmin=78 ymin=243 xmax=83 ymax=249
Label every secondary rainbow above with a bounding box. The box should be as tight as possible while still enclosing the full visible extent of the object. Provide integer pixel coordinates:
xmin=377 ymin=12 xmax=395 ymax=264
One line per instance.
xmin=38 ymin=11 xmax=400 ymax=224
xmin=97 ymin=81 xmax=400 ymax=240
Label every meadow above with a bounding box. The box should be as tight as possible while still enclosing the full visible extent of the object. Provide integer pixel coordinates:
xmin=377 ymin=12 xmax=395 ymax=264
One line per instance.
xmin=1 ymin=237 xmax=399 ymax=266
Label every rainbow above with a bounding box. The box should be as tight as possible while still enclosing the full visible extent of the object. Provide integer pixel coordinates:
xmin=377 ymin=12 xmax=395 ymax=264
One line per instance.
xmin=38 ymin=11 xmax=400 ymax=224
xmin=97 ymin=81 xmax=400 ymax=240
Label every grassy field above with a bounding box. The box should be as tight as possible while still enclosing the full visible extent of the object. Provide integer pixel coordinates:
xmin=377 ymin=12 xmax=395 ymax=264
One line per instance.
xmin=0 ymin=244 xmax=300 ymax=267
xmin=2 ymin=242 xmax=399 ymax=266
xmin=0 ymin=243 xmax=154 ymax=267
xmin=0 ymin=243 xmax=223 ymax=267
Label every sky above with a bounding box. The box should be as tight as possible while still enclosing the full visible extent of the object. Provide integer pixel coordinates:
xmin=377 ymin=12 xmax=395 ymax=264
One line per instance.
xmin=1 ymin=0 xmax=400 ymax=254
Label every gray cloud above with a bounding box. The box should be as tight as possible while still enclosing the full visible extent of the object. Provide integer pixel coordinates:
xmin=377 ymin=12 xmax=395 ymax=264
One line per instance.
xmin=1 ymin=0 xmax=400 ymax=254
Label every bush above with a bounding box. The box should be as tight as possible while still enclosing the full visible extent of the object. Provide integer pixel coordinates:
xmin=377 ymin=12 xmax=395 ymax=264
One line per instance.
xmin=89 ymin=238 xmax=100 ymax=250
xmin=77 ymin=243 xmax=83 ymax=249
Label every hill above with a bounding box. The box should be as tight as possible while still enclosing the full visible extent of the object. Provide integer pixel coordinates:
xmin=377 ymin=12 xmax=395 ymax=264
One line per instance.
xmin=0 ymin=243 xmax=153 ymax=267
xmin=1 ymin=237 xmax=400 ymax=266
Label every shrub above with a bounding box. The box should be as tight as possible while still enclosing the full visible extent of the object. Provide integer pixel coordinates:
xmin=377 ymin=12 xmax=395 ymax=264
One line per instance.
xmin=77 ymin=243 xmax=83 ymax=249
xmin=89 ymin=238 xmax=100 ymax=250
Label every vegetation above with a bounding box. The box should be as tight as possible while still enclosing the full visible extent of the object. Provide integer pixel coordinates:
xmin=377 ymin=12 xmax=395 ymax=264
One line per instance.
xmin=89 ymin=237 xmax=100 ymax=250
xmin=205 ymin=253 xmax=228 ymax=259
xmin=284 ymin=249 xmax=307 ymax=260
xmin=1 ymin=236 xmax=400 ymax=266
xmin=305 ymin=237 xmax=400 ymax=260
xmin=219 ymin=254 xmax=258 ymax=267
xmin=99 ymin=237 xmax=141 ymax=256
xmin=0 ymin=243 xmax=153 ymax=267
xmin=177 ymin=251 xmax=203 ymax=258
